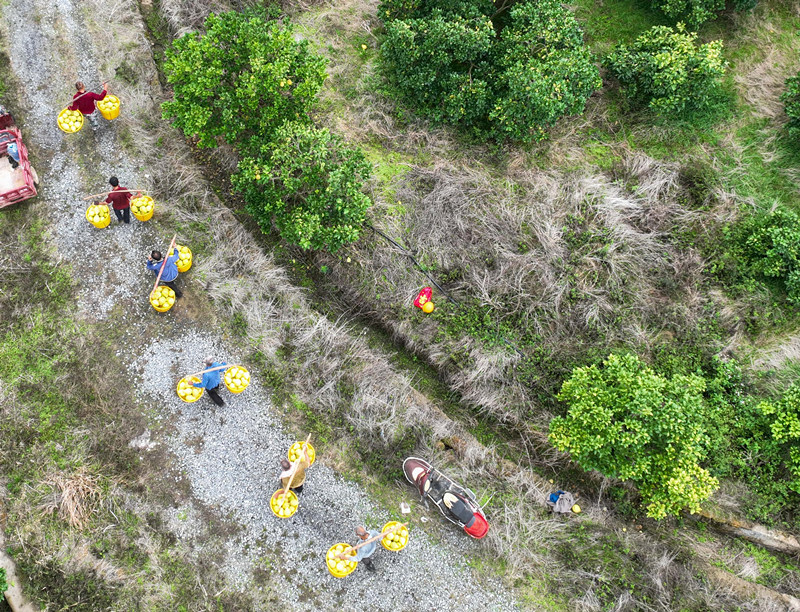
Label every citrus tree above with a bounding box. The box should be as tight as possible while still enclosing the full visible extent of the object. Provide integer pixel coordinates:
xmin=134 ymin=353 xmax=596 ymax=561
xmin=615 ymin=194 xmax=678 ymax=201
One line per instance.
xmin=760 ymin=385 xmax=800 ymax=493
xmin=782 ymin=72 xmax=800 ymax=141
xmin=162 ymin=9 xmax=372 ymax=252
xmin=548 ymin=353 xmax=718 ymax=519
xmin=379 ymin=0 xmax=599 ymax=143
xmin=234 ymin=124 xmax=372 ymax=252
xmin=730 ymin=207 xmax=800 ymax=303
xmin=162 ymin=10 xmax=327 ymax=152
xmin=654 ymin=0 xmax=757 ymax=26
xmin=606 ymin=24 xmax=725 ymax=116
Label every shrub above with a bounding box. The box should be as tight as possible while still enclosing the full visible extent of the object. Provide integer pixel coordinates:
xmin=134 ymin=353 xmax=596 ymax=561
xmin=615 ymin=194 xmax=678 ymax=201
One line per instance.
xmin=781 ymin=72 xmax=800 ymax=141
xmin=653 ymin=0 xmax=724 ymax=27
xmin=488 ymin=1 xmax=603 ymax=142
xmin=162 ymin=10 xmax=372 ymax=252
xmin=162 ymin=10 xmax=327 ymax=151
xmin=379 ymin=0 xmax=599 ymax=143
xmin=234 ymin=123 xmax=372 ymax=252
xmin=760 ymin=385 xmax=800 ymax=493
xmin=731 ymin=207 xmax=800 ymax=304
xmin=548 ymin=353 xmax=718 ymax=519
xmin=606 ymin=24 xmax=726 ymax=116
xmin=0 ymin=567 xmax=6 ymax=594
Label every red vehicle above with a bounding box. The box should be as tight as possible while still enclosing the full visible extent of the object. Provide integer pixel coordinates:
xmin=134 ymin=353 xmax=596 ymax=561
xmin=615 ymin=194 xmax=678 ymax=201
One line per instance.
xmin=403 ymin=457 xmax=490 ymax=539
xmin=0 ymin=111 xmax=38 ymax=208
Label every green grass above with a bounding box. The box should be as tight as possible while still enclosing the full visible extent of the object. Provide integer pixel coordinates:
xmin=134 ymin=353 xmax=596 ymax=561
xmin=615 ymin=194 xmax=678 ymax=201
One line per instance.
xmin=572 ymin=0 xmax=668 ymax=54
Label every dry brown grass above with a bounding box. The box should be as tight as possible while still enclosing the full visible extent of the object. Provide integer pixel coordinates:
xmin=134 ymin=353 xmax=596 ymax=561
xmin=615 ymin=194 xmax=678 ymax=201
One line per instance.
xmin=40 ymin=468 xmax=103 ymax=529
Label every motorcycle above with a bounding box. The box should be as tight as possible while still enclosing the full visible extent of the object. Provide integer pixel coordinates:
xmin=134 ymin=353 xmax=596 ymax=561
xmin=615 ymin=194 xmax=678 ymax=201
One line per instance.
xmin=402 ymin=457 xmax=489 ymax=539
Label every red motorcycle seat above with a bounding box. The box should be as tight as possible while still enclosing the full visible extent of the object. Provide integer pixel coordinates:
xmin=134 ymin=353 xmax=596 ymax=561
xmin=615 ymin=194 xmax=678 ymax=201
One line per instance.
xmin=464 ymin=513 xmax=488 ymax=539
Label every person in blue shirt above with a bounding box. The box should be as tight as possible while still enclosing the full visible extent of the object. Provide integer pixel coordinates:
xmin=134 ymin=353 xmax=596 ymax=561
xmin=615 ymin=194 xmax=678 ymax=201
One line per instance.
xmin=354 ymin=526 xmax=381 ymax=572
xmin=192 ymin=356 xmax=227 ymax=407
xmin=146 ymin=248 xmax=183 ymax=298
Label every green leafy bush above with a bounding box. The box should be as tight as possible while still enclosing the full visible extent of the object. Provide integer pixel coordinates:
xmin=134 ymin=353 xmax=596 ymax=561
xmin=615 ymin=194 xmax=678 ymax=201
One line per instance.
xmin=653 ymin=0 xmax=723 ymax=26
xmin=162 ymin=10 xmax=372 ymax=252
xmin=162 ymin=10 xmax=327 ymax=152
xmin=549 ymin=353 xmax=718 ymax=519
xmin=379 ymin=0 xmax=600 ymax=143
xmin=730 ymin=207 xmax=800 ymax=304
xmin=760 ymin=385 xmax=800 ymax=492
xmin=781 ymin=72 xmax=800 ymax=141
xmin=606 ymin=24 xmax=726 ymax=116
xmin=0 ymin=567 xmax=7 ymax=594
xmin=234 ymin=124 xmax=372 ymax=251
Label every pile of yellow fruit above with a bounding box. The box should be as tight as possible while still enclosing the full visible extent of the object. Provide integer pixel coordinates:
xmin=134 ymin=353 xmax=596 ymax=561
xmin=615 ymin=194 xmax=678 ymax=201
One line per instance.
xmin=57 ymin=109 xmax=83 ymax=133
xmin=168 ymin=244 xmax=193 ymax=273
xmin=176 ymin=376 xmax=203 ymax=403
xmin=288 ymin=441 xmax=315 ymax=466
xmin=326 ymin=543 xmax=358 ymax=578
xmin=150 ymin=285 xmax=176 ymax=312
xmin=270 ymin=489 xmax=299 ymax=518
xmin=96 ymin=95 xmax=120 ymax=120
xmin=85 ymin=203 xmax=110 ymax=228
xmin=380 ymin=521 xmax=409 ymax=551
xmin=130 ymin=195 xmax=154 ymax=222
xmin=223 ymin=365 xmax=250 ymax=394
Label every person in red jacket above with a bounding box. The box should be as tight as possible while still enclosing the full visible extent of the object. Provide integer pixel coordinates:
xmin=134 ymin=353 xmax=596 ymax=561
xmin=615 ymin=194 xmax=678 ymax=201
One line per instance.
xmin=105 ymin=176 xmax=139 ymax=224
xmin=68 ymin=81 xmax=107 ymax=129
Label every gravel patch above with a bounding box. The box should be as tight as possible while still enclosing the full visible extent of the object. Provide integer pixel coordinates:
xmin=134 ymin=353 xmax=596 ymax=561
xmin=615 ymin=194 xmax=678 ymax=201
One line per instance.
xmin=1 ymin=0 xmax=520 ymax=609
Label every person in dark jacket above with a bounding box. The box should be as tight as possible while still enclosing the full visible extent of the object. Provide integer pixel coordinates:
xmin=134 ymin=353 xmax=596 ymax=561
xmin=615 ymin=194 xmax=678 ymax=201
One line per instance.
xmin=146 ymin=248 xmax=183 ymax=298
xmin=68 ymin=81 xmax=107 ymax=129
xmin=192 ymin=357 xmax=227 ymax=407
xmin=105 ymin=176 xmax=138 ymax=224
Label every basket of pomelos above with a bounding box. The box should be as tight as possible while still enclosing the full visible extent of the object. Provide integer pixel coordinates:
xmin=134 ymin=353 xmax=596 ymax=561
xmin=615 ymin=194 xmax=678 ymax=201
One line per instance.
xmin=270 ymin=488 xmax=299 ymax=519
xmin=380 ymin=521 xmax=409 ymax=552
xmin=57 ymin=108 xmax=83 ymax=133
xmin=288 ymin=440 xmax=315 ymax=466
xmin=223 ymin=365 xmax=250 ymax=394
xmin=150 ymin=285 xmax=176 ymax=312
xmin=326 ymin=543 xmax=358 ymax=578
xmin=130 ymin=195 xmax=154 ymax=222
xmin=85 ymin=203 xmax=110 ymax=228
xmin=176 ymin=376 xmax=203 ymax=403
xmin=97 ymin=95 xmax=121 ymax=120
xmin=168 ymin=244 xmax=193 ymax=273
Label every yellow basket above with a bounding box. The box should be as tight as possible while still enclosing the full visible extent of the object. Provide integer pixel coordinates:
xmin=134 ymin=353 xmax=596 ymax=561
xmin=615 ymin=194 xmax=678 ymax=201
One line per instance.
xmin=270 ymin=489 xmax=299 ymax=519
xmin=97 ymin=95 xmax=121 ymax=120
xmin=326 ymin=543 xmax=358 ymax=578
xmin=130 ymin=195 xmax=154 ymax=222
xmin=150 ymin=285 xmax=176 ymax=312
xmin=380 ymin=521 xmax=409 ymax=552
xmin=176 ymin=376 xmax=204 ymax=403
xmin=85 ymin=203 xmax=110 ymax=229
xmin=288 ymin=441 xmax=316 ymax=467
xmin=223 ymin=365 xmax=250 ymax=394
xmin=57 ymin=108 xmax=83 ymax=133
xmin=169 ymin=244 xmax=193 ymax=273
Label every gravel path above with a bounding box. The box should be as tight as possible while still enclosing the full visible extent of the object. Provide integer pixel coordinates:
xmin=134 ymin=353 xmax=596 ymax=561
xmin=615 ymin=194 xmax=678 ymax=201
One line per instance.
xmin=1 ymin=1 xmax=519 ymax=610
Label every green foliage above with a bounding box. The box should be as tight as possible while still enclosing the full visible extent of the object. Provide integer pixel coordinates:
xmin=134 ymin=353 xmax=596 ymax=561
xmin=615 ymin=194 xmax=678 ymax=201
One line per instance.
xmin=549 ymin=353 xmax=718 ymax=519
xmin=379 ymin=0 xmax=600 ymax=143
xmin=0 ymin=567 xmax=7 ymax=594
xmin=489 ymin=1 xmax=603 ymax=142
xmin=606 ymin=24 xmax=726 ymax=116
xmin=162 ymin=10 xmax=327 ymax=152
xmin=234 ymin=123 xmax=372 ymax=251
xmin=781 ymin=72 xmax=800 ymax=141
xmin=163 ymin=10 xmax=371 ymax=252
xmin=760 ymin=385 xmax=800 ymax=492
xmin=652 ymin=0 xmax=723 ymax=26
xmin=729 ymin=207 xmax=800 ymax=304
